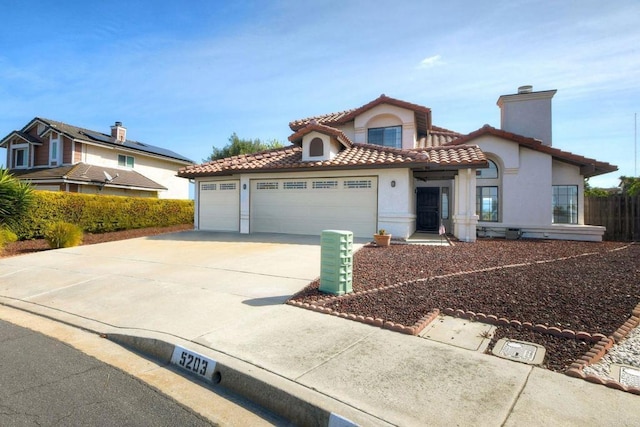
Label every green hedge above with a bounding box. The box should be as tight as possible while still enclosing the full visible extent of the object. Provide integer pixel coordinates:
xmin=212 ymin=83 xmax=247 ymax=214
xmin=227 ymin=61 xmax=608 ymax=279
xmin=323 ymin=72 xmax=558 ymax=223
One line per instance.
xmin=14 ymin=191 xmax=194 ymax=240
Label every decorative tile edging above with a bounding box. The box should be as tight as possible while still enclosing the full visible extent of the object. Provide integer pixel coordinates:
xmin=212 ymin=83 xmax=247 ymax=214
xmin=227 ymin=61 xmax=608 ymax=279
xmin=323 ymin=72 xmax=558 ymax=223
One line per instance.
xmin=441 ymin=307 xmax=607 ymax=343
xmin=565 ymin=303 xmax=640 ymax=396
xmin=287 ymin=299 xmax=440 ymax=336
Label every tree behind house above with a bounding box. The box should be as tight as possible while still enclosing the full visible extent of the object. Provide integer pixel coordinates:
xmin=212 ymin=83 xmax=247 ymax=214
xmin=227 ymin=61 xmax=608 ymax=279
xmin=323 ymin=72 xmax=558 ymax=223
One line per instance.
xmin=204 ymin=133 xmax=283 ymax=161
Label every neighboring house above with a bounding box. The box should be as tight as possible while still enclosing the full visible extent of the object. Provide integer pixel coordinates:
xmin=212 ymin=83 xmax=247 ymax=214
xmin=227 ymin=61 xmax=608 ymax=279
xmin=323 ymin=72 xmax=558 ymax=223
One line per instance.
xmin=1 ymin=118 xmax=193 ymax=199
xmin=178 ymin=86 xmax=617 ymax=241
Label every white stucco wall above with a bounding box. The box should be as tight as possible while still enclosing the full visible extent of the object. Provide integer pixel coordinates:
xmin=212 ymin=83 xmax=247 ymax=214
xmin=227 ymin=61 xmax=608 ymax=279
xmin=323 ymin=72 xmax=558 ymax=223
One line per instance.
xmin=474 ymin=136 xmax=552 ymax=228
xmin=301 ymin=131 xmax=342 ymax=161
xmin=82 ymin=144 xmax=191 ymax=199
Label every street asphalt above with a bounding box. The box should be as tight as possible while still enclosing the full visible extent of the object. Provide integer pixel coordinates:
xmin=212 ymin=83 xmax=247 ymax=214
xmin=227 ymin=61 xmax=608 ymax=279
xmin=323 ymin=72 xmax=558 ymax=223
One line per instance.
xmin=0 ymin=230 xmax=638 ymax=426
xmin=0 ymin=318 xmax=214 ymax=426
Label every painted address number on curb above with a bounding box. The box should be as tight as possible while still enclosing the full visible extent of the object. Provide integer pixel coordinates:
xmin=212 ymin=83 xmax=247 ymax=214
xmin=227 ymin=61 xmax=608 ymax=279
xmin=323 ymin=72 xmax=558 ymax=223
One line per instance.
xmin=170 ymin=346 xmax=217 ymax=381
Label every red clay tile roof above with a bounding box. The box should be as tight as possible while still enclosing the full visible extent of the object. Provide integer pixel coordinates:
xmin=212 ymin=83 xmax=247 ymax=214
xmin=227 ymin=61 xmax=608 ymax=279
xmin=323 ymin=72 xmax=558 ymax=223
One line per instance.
xmin=178 ymin=143 xmax=487 ymax=178
xmin=289 ymin=94 xmax=432 ymax=133
xmin=288 ymin=122 xmax=354 ymax=147
xmin=447 ymin=125 xmax=617 ymax=177
xmin=12 ymin=163 xmax=167 ymax=190
xmin=416 ymin=126 xmax=463 ymax=148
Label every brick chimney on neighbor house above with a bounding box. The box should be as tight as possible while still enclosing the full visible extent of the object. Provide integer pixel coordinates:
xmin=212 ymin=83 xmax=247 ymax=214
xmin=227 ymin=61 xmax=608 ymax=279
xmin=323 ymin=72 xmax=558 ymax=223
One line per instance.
xmin=497 ymin=85 xmax=557 ymax=146
xmin=110 ymin=121 xmax=127 ymax=143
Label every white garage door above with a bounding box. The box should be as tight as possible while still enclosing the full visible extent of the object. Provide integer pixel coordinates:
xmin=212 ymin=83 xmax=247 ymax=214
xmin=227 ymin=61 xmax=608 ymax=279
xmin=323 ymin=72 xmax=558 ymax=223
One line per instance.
xmin=250 ymin=177 xmax=377 ymax=237
xmin=198 ymin=180 xmax=240 ymax=231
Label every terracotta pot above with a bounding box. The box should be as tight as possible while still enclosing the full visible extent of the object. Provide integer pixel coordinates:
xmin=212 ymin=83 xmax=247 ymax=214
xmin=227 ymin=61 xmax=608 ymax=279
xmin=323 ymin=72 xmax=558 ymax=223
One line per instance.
xmin=374 ymin=234 xmax=392 ymax=247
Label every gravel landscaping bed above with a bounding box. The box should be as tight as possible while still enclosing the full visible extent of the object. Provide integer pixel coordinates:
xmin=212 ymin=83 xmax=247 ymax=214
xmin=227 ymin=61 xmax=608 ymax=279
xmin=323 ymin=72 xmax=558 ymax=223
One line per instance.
xmin=289 ymin=239 xmax=640 ymax=373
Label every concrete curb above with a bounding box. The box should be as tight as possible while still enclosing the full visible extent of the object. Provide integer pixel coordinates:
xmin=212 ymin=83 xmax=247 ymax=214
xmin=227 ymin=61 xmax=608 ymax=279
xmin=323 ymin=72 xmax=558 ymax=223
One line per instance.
xmin=106 ymin=334 xmax=386 ymax=427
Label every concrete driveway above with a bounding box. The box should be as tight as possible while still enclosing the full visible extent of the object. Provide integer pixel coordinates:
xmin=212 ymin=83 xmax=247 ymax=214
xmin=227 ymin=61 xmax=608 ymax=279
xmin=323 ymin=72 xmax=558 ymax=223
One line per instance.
xmin=0 ymin=231 xmax=341 ymax=339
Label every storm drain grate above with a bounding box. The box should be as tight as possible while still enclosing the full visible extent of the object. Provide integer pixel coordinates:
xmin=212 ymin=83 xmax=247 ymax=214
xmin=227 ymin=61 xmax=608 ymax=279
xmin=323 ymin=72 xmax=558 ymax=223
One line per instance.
xmin=611 ymin=364 xmax=640 ymax=389
xmin=491 ymin=338 xmax=546 ymax=365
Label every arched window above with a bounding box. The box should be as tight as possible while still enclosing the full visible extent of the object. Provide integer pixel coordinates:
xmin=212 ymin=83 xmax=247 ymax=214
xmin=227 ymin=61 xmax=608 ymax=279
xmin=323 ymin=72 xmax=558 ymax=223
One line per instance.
xmin=476 ymin=159 xmax=500 ymax=222
xmin=309 ymin=137 xmax=324 ymax=157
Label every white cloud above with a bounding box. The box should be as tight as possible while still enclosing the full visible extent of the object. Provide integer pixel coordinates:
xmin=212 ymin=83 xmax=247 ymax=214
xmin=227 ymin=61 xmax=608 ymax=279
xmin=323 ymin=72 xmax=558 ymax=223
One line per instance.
xmin=417 ymin=55 xmax=443 ymax=69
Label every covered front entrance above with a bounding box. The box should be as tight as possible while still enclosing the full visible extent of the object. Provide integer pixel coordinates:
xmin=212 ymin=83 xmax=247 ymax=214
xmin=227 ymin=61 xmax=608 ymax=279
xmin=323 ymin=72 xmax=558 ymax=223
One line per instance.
xmin=416 ymin=187 xmax=440 ymax=232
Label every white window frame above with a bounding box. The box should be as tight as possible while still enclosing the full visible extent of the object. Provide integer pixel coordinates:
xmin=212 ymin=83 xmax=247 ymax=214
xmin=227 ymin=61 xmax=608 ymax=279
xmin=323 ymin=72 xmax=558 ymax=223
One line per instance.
xmin=367 ymin=125 xmax=402 ymax=148
xmin=118 ymin=154 xmax=135 ymax=168
xmin=11 ymin=144 xmax=28 ymax=169
xmin=49 ymin=133 xmax=62 ymax=166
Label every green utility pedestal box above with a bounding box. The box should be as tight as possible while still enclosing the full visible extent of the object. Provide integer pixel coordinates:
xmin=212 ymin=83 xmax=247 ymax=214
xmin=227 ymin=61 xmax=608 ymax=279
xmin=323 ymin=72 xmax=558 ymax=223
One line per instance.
xmin=319 ymin=230 xmax=353 ymax=295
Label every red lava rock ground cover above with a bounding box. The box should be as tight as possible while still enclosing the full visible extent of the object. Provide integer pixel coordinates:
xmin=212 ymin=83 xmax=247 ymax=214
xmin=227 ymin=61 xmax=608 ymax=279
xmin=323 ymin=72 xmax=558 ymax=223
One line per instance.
xmin=0 ymin=224 xmax=193 ymax=259
xmin=289 ymin=239 xmax=640 ymax=372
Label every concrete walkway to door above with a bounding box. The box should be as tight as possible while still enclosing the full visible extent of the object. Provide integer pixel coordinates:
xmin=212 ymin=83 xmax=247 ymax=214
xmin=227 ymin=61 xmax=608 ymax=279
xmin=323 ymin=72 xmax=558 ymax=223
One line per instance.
xmin=1 ymin=231 xmax=638 ymax=426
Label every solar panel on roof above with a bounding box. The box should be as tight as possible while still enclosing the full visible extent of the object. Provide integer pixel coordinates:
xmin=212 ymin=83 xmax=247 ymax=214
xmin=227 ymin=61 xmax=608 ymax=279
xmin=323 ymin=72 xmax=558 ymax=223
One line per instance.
xmin=83 ymin=131 xmax=113 ymax=143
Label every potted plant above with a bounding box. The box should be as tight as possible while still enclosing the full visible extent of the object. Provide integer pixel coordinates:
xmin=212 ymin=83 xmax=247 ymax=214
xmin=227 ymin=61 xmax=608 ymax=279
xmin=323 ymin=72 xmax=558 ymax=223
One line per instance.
xmin=373 ymin=229 xmax=392 ymax=247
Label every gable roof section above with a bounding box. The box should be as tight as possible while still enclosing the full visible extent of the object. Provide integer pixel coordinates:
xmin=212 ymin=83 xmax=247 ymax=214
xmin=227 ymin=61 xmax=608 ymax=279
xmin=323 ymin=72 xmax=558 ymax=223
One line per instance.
xmin=178 ymin=143 xmax=486 ymax=178
xmin=289 ymin=94 xmax=432 ymax=135
xmin=0 ymin=130 xmax=43 ymax=147
xmin=11 ymin=163 xmax=167 ymax=190
xmin=448 ymin=125 xmax=617 ymax=177
xmin=287 ymin=121 xmax=354 ymax=147
xmin=15 ymin=117 xmax=193 ymax=164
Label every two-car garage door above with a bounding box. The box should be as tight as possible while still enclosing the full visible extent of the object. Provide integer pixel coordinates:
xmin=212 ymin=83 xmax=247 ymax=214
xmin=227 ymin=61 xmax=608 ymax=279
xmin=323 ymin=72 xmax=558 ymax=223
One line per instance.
xmin=250 ymin=177 xmax=377 ymax=237
xmin=198 ymin=177 xmax=378 ymax=237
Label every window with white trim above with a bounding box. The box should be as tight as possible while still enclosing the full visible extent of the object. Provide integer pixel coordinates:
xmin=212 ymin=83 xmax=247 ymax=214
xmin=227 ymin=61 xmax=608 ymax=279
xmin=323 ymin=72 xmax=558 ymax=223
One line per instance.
xmin=367 ymin=126 xmax=402 ymax=148
xmin=220 ymin=183 xmax=237 ymax=190
xmin=477 ymin=186 xmax=499 ymax=222
xmin=283 ymin=181 xmax=307 ymax=189
xmin=552 ymin=185 xmax=578 ymax=224
xmin=12 ymin=147 xmax=28 ymax=168
xmin=344 ymin=180 xmax=372 ymax=189
xmin=50 ymin=133 xmax=61 ymax=166
xmin=256 ymin=182 xmax=278 ymax=190
xmin=312 ymin=180 xmax=338 ymax=189
xmin=476 ymin=159 xmax=500 ymax=222
xmin=118 ymin=154 xmax=134 ymax=168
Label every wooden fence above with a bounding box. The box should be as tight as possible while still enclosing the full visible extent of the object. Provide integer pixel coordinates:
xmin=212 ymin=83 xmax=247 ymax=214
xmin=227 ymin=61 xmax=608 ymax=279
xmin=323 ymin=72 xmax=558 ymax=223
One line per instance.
xmin=585 ymin=195 xmax=640 ymax=241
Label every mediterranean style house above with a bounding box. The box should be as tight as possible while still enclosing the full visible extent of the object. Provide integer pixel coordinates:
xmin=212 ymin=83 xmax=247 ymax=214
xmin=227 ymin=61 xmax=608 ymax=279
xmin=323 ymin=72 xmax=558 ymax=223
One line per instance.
xmin=178 ymin=86 xmax=617 ymax=241
xmin=0 ymin=118 xmax=193 ymax=199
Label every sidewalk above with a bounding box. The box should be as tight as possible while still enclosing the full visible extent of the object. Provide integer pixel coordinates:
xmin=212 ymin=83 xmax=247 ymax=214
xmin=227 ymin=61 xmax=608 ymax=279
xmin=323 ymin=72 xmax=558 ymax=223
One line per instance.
xmin=1 ymin=231 xmax=638 ymax=426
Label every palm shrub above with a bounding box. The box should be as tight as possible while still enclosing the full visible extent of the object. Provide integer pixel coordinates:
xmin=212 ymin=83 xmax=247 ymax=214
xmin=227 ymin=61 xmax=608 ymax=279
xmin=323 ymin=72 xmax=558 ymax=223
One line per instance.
xmin=0 ymin=168 xmax=34 ymax=230
xmin=44 ymin=221 xmax=84 ymax=249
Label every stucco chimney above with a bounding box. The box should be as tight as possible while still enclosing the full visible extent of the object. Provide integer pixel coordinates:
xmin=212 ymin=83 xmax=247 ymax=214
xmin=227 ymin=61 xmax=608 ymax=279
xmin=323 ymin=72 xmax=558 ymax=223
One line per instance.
xmin=497 ymin=86 xmax=557 ymax=146
xmin=110 ymin=121 xmax=127 ymax=143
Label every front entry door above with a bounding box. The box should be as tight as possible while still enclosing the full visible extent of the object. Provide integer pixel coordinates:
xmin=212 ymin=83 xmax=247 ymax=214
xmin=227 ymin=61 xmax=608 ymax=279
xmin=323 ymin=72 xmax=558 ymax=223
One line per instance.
xmin=417 ymin=187 xmax=440 ymax=232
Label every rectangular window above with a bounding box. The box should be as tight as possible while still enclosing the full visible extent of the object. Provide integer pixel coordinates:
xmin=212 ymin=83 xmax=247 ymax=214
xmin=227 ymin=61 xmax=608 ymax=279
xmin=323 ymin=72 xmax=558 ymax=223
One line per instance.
xmin=283 ymin=181 xmax=307 ymax=190
xmin=476 ymin=186 xmax=499 ymax=222
xmin=220 ymin=183 xmax=236 ymax=190
xmin=344 ymin=180 xmax=372 ymax=189
xmin=441 ymin=187 xmax=449 ymax=220
xmin=201 ymin=183 xmax=217 ymax=191
xmin=367 ymin=126 xmax=402 ymax=148
xmin=13 ymin=148 xmax=27 ymax=168
xmin=312 ymin=180 xmax=338 ymax=189
xmin=552 ymin=185 xmax=578 ymax=224
xmin=118 ymin=154 xmax=134 ymax=168
xmin=256 ymin=182 xmax=278 ymax=190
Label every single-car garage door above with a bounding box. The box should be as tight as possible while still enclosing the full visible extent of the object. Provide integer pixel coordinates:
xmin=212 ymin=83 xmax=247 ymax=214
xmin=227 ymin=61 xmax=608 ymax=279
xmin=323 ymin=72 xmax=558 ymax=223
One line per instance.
xmin=250 ymin=177 xmax=377 ymax=237
xmin=198 ymin=180 xmax=240 ymax=231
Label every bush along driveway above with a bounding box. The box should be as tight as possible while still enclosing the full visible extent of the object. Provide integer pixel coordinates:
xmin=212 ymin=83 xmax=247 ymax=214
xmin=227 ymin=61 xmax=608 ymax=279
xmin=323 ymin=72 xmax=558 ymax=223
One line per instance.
xmin=289 ymin=239 xmax=640 ymax=391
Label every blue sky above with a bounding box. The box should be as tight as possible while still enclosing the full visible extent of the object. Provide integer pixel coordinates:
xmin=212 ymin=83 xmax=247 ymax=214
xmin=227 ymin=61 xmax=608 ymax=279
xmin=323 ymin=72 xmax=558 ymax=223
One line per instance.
xmin=1 ymin=0 xmax=638 ymax=188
